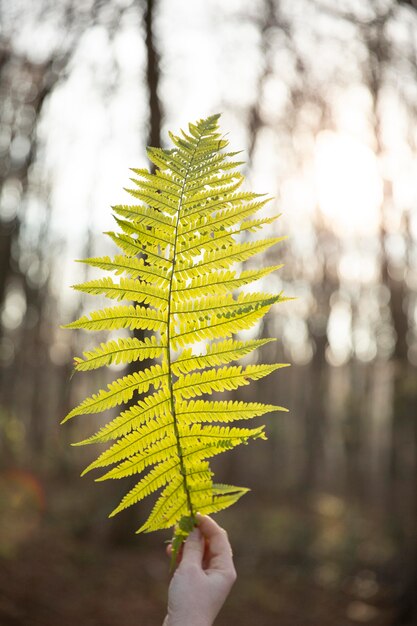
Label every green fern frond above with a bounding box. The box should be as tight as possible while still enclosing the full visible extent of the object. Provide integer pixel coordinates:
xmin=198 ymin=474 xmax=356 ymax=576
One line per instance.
xmin=62 ymin=113 xmax=289 ymax=559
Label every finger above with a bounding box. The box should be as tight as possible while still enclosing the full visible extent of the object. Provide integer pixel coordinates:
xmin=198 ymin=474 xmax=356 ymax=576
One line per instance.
xmin=196 ymin=514 xmax=234 ymax=573
xmin=180 ymin=527 xmax=204 ymax=568
xmin=166 ymin=542 xmax=184 ymax=567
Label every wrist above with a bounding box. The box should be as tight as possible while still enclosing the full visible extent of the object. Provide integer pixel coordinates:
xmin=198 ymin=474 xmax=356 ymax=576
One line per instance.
xmin=164 ymin=616 xmax=212 ymax=626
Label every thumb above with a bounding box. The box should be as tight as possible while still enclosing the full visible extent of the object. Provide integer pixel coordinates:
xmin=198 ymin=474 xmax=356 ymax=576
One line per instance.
xmin=180 ymin=527 xmax=204 ymax=568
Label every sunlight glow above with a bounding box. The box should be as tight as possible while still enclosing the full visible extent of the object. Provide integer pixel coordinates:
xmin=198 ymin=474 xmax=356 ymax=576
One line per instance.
xmin=314 ymin=131 xmax=383 ymax=236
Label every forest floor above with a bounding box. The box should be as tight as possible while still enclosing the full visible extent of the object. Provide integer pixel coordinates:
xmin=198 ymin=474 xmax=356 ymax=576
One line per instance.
xmin=0 ymin=472 xmax=407 ymax=626
xmin=0 ymin=527 xmax=400 ymax=626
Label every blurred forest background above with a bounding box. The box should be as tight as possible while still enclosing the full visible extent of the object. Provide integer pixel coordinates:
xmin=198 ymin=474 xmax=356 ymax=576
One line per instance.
xmin=0 ymin=0 xmax=416 ymax=625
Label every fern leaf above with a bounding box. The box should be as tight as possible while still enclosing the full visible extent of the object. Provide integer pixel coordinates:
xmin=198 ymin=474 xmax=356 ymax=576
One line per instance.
xmin=180 ymin=423 xmax=267 ymax=444
xmin=62 ymin=305 xmax=167 ymax=332
xmin=146 ymin=147 xmax=185 ymax=177
xmin=114 ymin=217 xmax=175 ymax=250
xmin=112 ymin=203 xmax=176 ymax=229
xmin=184 ymin=178 xmax=244 ymax=205
xmin=186 ymin=171 xmax=243 ymax=195
xmin=171 ymin=301 xmax=276 ymax=349
xmin=62 ymin=363 xmax=167 ymax=421
xmin=182 ymin=191 xmax=265 ymax=222
xmin=76 ymin=255 xmax=170 ymax=287
xmin=172 ymin=265 xmax=283 ymax=300
xmin=109 ymin=458 xmax=181 ymax=517
xmin=83 ymin=416 xmax=177 ymax=476
xmin=173 ymin=364 xmax=286 ymax=400
xmin=95 ymin=439 xmax=177 ymax=483
xmin=172 ymin=291 xmax=280 ymax=318
xmin=125 ymin=185 xmax=178 ymax=215
xmin=138 ymin=478 xmax=187 ymax=533
xmin=76 ymin=388 xmax=171 ymax=445
xmin=105 ymin=231 xmax=172 ymax=270
xmin=177 ymin=399 xmax=287 ymax=423
xmin=177 ymin=216 xmax=282 ymax=260
xmin=72 ymin=277 xmax=169 ymax=310
xmin=74 ymin=336 xmax=165 ymax=372
xmin=175 ymin=236 xmax=285 ymax=277
xmin=129 ymin=175 xmax=182 ymax=201
xmin=198 ymin=484 xmax=249 ymax=515
xmin=177 ymin=198 xmax=272 ymax=239
xmin=129 ymin=168 xmax=182 ymax=195
xmin=171 ymin=338 xmax=276 ymax=375
xmin=62 ymin=114 xmax=289 ymax=551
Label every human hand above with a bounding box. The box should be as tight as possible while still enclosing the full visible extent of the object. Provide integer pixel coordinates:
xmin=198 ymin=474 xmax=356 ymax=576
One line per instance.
xmin=163 ymin=514 xmax=236 ymax=626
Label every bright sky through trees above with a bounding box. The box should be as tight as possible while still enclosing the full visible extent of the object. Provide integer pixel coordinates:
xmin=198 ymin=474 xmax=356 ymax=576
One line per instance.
xmin=314 ymin=131 xmax=383 ymax=237
xmin=1 ymin=0 xmax=416 ymax=365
